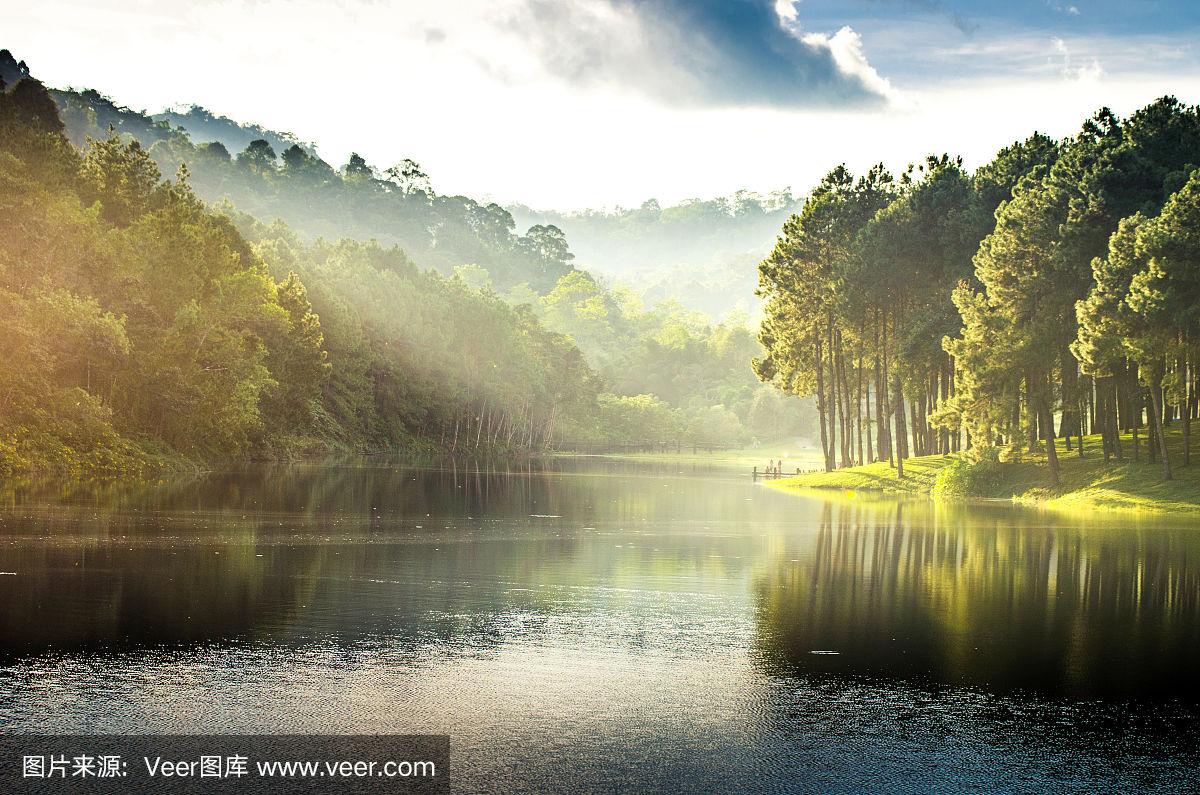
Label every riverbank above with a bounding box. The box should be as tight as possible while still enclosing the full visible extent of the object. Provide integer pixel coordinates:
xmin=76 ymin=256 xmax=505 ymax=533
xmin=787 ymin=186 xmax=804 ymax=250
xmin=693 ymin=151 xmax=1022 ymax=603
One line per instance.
xmin=576 ymin=441 xmax=824 ymax=471
xmin=767 ymin=424 xmax=1200 ymax=515
xmin=0 ymin=426 xmax=533 ymax=482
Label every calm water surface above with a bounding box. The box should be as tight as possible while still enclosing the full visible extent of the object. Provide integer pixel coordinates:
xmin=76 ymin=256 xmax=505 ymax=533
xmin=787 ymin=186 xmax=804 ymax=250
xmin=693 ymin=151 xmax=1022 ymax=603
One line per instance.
xmin=1 ymin=457 xmax=1199 ymax=792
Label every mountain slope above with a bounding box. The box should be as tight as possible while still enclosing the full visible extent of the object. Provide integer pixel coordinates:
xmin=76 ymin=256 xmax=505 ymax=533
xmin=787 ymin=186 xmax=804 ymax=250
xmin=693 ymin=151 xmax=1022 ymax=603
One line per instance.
xmin=53 ymin=87 xmax=576 ymax=292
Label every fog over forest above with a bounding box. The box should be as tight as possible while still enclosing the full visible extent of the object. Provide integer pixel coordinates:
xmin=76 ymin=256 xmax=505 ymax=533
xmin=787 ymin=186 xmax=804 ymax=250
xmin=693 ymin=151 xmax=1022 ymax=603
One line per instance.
xmin=0 ymin=48 xmax=815 ymax=476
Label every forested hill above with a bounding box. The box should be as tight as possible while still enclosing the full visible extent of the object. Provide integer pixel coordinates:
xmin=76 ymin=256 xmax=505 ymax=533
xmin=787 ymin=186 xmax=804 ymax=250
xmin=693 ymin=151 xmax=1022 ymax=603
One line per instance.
xmin=46 ymin=59 xmax=790 ymax=319
xmin=49 ymin=82 xmax=576 ymax=292
xmin=0 ymin=61 xmax=604 ymax=476
xmin=29 ymin=54 xmax=811 ymax=454
xmin=154 ymin=105 xmax=319 ymax=162
xmin=511 ymin=193 xmax=803 ymax=316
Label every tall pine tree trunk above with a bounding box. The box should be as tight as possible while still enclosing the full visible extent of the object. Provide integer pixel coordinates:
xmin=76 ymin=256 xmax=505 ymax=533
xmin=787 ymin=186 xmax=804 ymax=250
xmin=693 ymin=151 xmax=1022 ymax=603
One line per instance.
xmin=1038 ymin=373 xmax=1059 ymax=487
xmin=1181 ymin=348 xmax=1191 ymax=467
xmin=1149 ymin=375 xmax=1173 ymax=481
xmin=836 ymin=335 xmax=852 ymax=468
xmin=893 ymin=369 xmax=907 ymax=478
xmin=1059 ymin=350 xmax=1077 ymax=451
xmin=1080 ymin=389 xmax=1089 ymax=458
xmin=855 ymin=352 xmax=864 ymax=466
xmin=880 ymin=312 xmax=894 ymax=467
xmin=865 ymin=378 xmax=874 ymax=464
xmin=1110 ymin=377 xmax=1124 ymax=460
xmin=827 ymin=319 xmax=840 ymax=469
xmin=814 ymin=336 xmax=832 ymax=472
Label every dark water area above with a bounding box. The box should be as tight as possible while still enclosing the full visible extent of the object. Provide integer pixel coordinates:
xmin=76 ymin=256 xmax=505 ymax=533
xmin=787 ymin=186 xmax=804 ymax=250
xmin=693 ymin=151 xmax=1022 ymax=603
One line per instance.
xmin=1 ymin=457 xmax=1199 ymax=792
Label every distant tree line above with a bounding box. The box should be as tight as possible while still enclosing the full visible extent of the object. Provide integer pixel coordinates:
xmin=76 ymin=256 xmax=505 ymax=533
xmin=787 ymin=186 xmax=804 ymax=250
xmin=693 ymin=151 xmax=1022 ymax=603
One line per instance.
xmin=757 ymin=97 xmax=1200 ymax=482
xmin=513 ymin=192 xmax=802 ymax=317
xmin=53 ymin=85 xmax=576 ymax=292
xmin=512 ymin=190 xmax=801 ymax=276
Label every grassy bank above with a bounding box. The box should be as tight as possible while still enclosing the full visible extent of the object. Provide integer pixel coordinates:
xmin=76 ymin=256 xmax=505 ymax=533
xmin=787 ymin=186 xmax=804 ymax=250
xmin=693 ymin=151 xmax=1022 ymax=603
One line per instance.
xmin=768 ymin=424 xmax=1200 ymax=515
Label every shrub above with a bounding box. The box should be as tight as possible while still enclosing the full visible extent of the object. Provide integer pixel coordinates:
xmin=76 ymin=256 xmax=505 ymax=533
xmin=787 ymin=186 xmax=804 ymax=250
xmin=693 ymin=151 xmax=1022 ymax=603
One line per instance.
xmin=933 ymin=447 xmax=1006 ymax=497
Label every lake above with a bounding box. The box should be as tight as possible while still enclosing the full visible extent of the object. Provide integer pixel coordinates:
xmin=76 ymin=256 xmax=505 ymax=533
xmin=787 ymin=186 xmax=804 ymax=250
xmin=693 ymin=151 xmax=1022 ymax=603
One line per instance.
xmin=1 ymin=457 xmax=1199 ymax=792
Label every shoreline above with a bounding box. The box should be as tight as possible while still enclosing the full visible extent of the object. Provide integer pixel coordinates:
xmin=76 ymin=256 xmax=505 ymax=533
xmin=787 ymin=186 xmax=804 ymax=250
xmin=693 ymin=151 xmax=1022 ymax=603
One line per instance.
xmin=764 ymin=426 xmax=1200 ymax=517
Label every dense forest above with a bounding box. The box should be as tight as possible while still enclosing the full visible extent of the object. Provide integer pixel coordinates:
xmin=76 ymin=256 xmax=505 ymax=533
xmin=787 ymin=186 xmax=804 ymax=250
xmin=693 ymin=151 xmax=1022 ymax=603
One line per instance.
xmin=53 ymin=86 xmax=576 ymax=293
xmin=520 ymin=269 xmax=812 ymax=445
xmin=757 ymin=97 xmax=1200 ymax=483
xmin=0 ymin=70 xmax=610 ymax=474
xmin=0 ymin=50 xmax=810 ymax=476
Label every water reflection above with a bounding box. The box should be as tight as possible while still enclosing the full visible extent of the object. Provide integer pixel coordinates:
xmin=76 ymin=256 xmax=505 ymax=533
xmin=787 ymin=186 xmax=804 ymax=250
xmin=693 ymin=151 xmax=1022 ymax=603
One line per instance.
xmin=0 ymin=457 xmax=764 ymax=662
xmin=3 ymin=460 xmax=1200 ymax=704
xmin=3 ymin=459 xmax=1200 ymax=790
xmin=755 ymin=497 xmax=1200 ymax=698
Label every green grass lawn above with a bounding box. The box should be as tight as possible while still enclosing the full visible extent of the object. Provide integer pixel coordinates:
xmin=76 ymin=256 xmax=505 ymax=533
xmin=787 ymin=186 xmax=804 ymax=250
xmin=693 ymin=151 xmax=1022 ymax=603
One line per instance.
xmin=769 ymin=423 xmax=1200 ymax=516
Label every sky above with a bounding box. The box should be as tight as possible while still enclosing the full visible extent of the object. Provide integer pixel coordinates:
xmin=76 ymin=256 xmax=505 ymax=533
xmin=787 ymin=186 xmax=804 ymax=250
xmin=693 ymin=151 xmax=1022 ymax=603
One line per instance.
xmin=7 ymin=0 xmax=1200 ymax=209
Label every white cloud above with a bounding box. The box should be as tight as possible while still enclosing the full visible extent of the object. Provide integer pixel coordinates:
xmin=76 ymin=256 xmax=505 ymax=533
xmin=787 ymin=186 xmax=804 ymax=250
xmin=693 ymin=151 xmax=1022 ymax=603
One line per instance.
xmin=1054 ymin=37 xmax=1104 ymax=83
xmin=802 ymin=27 xmax=910 ymax=109
xmin=3 ymin=1 xmax=1200 ymax=209
xmin=1047 ymin=1 xmax=1082 ymax=16
xmin=505 ymin=0 xmax=899 ymax=109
